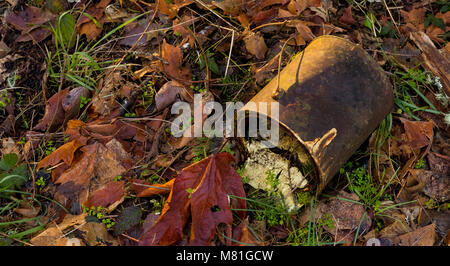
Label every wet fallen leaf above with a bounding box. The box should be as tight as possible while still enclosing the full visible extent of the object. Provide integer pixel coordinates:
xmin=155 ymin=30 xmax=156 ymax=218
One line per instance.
xmin=139 ymin=152 xmax=246 ymax=246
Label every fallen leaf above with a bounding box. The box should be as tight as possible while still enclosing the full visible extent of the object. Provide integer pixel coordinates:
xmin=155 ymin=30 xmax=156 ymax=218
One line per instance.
xmin=209 ymin=0 xmax=244 ymax=15
xmin=14 ymin=206 xmax=40 ymax=218
xmin=1 ymin=138 xmax=21 ymax=159
xmin=243 ymin=31 xmax=268 ymax=60
xmin=401 ymin=8 xmax=426 ymax=32
xmin=90 ymin=70 xmax=122 ymax=116
xmin=5 ymin=6 xmax=54 ymax=43
xmin=299 ymin=191 xmax=371 ymax=244
xmin=33 ymin=88 xmax=69 ymax=132
xmin=79 ymin=222 xmax=118 ymax=246
xmin=61 ymin=86 xmax=90 ymax=118
xmin=132 ymin=178 xmax=174 ymax=197
xmin=400 ymin=118 xmax=434 ymax=151
xmin=397 ymin=223 xmax=436 ymax=246
xmin=161 ymin=40 xmax=192 ymax=82
xmin=77 ymin=0 xmax=111 ymax=41
xmin=139 ymin=152 xmax=246 ymax=246
xmin=54 ymin=143 xmax=99 ymax=213
xmin=232 ymin=220 xmax=261 ymax=246
xmin=119 ymin=20 xmax=159 ymax=47
xmin=37 ymin=137 xmax=88 ymax=170
xmin=287 ymin=0 xmax=321 ymax=15
xmin=339 ymin=6 xmax=356 ymax=25
xmin=30 ymin=213 xmax=87 ymax=246
xmin=83 ymin=181 xmax=125 ymax=209
xmin=155 ymin=81 xmax=185 ymax=112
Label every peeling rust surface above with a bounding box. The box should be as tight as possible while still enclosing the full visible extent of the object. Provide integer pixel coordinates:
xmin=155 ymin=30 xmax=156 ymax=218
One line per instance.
xmin=240 ymin=36 xmax=394 ymax=192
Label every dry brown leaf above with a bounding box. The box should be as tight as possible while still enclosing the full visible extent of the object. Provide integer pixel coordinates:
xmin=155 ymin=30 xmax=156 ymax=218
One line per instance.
xmin=161 ymin=40 xmax=192 ymax=82
xmin=90 ymin=70 xmax=122 ymax=116
xmin=30 ymin=213 xmax=118 ymax=246
xmin=401 ymin=8 xmax=426 ymax=32
xmin=77 ymin=0 xmax=111 ymax=41
xmin=399 ymin=118 xmax=434 ymax=151
xmin=1 ymin=138 xmax=21 ymax=158
xmin=14 ymin=206 xmax=40 ymax=218
xmin=30 ymin=213 xmax=87 ymax=246
xmin=397 ymin=223 xmax=436 ymax=246
xmin=37 ymin=137 xmax=88 ymax=170
xmin=243 ymin=31 xmax=268 ymax=60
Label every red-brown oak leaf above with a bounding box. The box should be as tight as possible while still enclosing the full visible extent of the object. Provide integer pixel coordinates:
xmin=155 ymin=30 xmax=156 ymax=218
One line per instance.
xmin=139 ymin=152 xmax=246 ymax=246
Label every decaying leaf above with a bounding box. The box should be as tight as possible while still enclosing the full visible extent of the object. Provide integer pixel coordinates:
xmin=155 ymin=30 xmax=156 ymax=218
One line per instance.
xmin=139 ymin=152 xmax=246 ymax=246
xmin=34 ymin=87 xmax=90 ymax=132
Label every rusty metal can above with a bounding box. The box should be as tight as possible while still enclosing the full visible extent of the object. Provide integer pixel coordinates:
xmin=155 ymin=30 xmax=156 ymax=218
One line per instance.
xmin=238 ymin=35 xmax=393 ymax=196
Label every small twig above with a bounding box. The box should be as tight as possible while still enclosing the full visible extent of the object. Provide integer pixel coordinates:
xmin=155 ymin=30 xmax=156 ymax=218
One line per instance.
xmin=224 ymin=30 xmax=235 ymax=78
xmin=0 ymin=232 xmax=33 ymax=246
